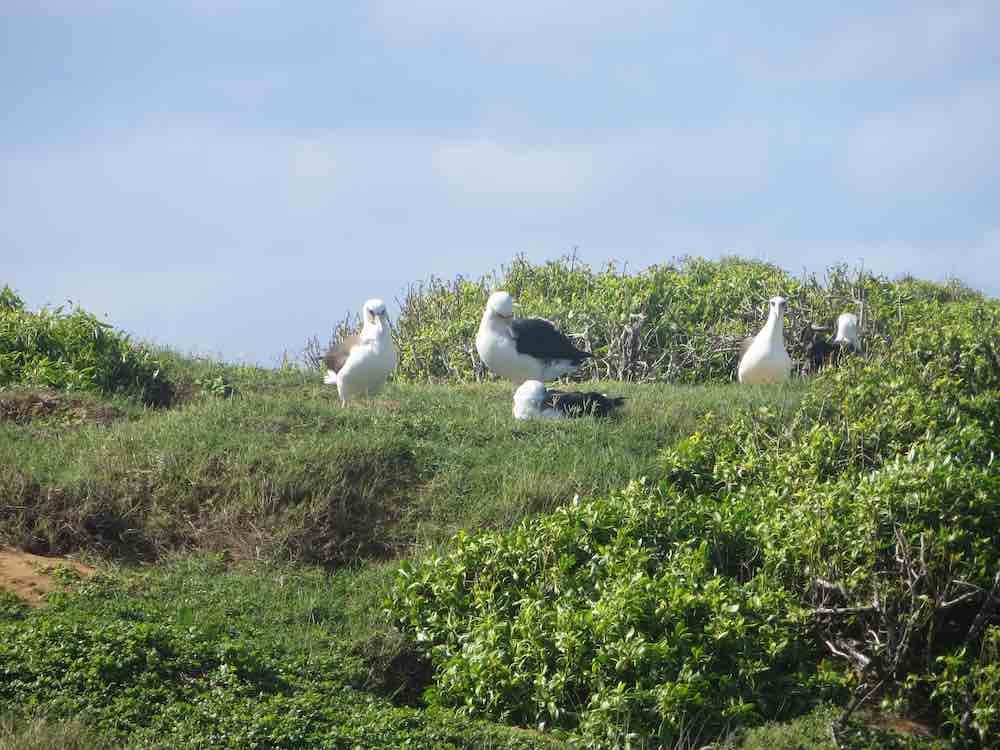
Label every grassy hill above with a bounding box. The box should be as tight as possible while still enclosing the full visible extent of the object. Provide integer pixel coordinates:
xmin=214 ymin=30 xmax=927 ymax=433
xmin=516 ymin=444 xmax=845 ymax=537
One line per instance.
xmin=1 ymin=260 xmax=998 ymax=749
xmin=0 ymin=373 xmax=804 ymax=749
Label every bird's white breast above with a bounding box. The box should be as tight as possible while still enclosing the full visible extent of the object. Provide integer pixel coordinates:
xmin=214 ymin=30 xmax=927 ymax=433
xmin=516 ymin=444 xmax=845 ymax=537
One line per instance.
xmin=476 ymin=325 xmax=542 ymax=384
xmin=738 ymin=336 xmax=792 ymax=384
xmin=337 ymin=337 xmax=396 ymax=399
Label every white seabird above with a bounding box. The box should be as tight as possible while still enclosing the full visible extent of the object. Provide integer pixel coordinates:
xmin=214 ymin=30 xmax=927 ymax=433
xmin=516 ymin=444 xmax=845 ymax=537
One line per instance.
xmin=323 ymin=298 xmax=396 ymax=404
xmin=802 ymin=312 xmax=862 ymax=373
xmin=833 ymin=312 xmax=860 ymax=351
xmin=513 ymin=380 xmax=625 ymax=420
xmin=476 ymin=291 xmax=592 ymax=385
xmin=738 ymin=296 xmax=793 ymax=384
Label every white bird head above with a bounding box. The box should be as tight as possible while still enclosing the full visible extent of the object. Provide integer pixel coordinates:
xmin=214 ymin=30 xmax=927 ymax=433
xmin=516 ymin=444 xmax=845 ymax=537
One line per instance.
xmin=486 ymin=291 xmax=515 ymax=320
xmin=362 ymin=298 xmax=389 ymax=333
xmin=834 ymin=312 xmax=859 ymax=348
xmin=363 ymin=298 xmax=388 ymax=319
xmin=769 ymin=296 xmax=788 ymax=317
xmin=512 ymin=379 xmax=546 ymax=419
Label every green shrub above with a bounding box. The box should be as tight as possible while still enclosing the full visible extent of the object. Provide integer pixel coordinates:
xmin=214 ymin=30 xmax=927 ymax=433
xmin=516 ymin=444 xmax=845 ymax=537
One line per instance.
xmin=389 ymin=293 xmax=1000 ymax=747
xmin=0 ymin=590 xmax=27 ymax=621
xmin=389 ymin=481 xmax=826 ymax=747
xmin=386 ymin=255 xmax=991 ymax=384
xmin=0 ymin=286 xmax=168 ymax=404
xmin=0 ymin=569 xmax=568 ymax=750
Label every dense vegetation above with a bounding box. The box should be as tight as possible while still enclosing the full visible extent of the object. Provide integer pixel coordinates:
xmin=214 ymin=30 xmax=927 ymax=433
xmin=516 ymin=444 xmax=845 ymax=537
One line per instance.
xmin=2 ymin=258 xmax=998 ymax=748
xmin=0 ymin=558 xmax=568 ymax=749
xmin=0 ymin=286 xmax=169 ymax=405
xmin=391 ymin=279 xmax=1000 ymax=747
xmin=388 ymin=255 xmax=981 ymax=384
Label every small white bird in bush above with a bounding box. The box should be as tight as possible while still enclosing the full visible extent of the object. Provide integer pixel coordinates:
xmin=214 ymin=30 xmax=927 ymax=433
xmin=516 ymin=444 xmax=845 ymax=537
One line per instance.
xmin=476 ymin=291 xmax=592 ymax=385
xmin=833 ymin=312 xmax=861 ymax=351
xmin=738 ymin=296 xmax=793 ymax=384
xmin=803 ymin=311 xmax=862 ymax=373
xmin=512 ymin=379 xmax=626 ymax=420
xmin=323 ymin=299 xmax=396 ymax=404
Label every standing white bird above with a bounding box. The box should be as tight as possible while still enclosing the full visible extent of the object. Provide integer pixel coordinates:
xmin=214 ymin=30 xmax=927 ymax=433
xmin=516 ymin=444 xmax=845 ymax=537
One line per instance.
xmin=832 ymin=312 xmax=860 ymax=351
xmin=323 ymin=298 xmax=396 ymax=404
xmin=738 ymin=296 xmax=793 ymax=384
xmin=475 ymin=291 xmax=592 ymax=385
xmin=512 ymin=380 xmax=626 ymax=420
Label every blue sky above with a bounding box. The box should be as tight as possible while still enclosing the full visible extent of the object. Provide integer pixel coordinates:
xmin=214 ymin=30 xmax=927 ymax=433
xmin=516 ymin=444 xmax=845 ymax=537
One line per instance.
xmin=3 ymin=1 xmax=998 ymax=364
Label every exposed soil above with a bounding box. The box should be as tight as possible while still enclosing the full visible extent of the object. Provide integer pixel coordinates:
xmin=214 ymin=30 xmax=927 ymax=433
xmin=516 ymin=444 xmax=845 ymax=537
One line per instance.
xmin=0 ymin=548 xmax=95 ymax=607
xmin=853 ymin=708 xmax=939 ymax=741
xmin=0 ymin=389 xmax=124 ymax=425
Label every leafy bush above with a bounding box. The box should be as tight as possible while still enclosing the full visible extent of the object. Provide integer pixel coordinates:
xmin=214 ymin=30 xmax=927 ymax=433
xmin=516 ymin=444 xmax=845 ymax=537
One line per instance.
xmin=667 ymin=298 xmax=1000 ymax=748
xmin=0 ymin=286 xmax=168 ymax=404
xmin=385 ymin=255 xmax=989 ymax=384
xmin=0 ymin=569 xmax=568 ymax=750
xmin=389 ymin=293 xmax=1000 ymax=747
xmin=390 ymin=482 xmax=828 ymax=747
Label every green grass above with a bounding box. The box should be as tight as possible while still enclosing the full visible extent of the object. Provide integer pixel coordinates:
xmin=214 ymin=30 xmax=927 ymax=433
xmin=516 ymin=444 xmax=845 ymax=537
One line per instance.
xmin=0 ymin=716 xmax=127 ymax=750
xmin=0 ymin=364 xmax=809 ymax=748
xmin=0 ymin=372 xmax=807 ymax=564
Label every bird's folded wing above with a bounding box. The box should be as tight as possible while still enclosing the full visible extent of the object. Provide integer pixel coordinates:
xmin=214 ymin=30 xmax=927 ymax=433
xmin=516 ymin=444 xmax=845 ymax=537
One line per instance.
xmin=511 ymin=318 xmax=591 ymax=360
xmin=324 ymin=335 xmax=361 ymax=374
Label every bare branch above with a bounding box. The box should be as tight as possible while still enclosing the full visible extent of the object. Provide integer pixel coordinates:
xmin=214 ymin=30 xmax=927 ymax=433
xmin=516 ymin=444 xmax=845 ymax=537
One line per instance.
xmin=812 ymin=606 xmax=877 ymax=617
xmin=824 ymin=638 xmax=872 ymax=672
xmin=939 ymin=590 xmax=984 ymax=612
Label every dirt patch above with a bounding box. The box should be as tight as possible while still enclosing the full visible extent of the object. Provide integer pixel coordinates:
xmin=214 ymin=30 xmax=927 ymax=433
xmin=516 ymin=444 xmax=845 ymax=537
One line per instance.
xmin=0 ymin=389 xmax=124 ymax=425
xmin=0 ymin=390 xmax=66 ymax=422
xmin=0 ymin=548 xmax=96 ymax=607
xmin=857 ymin=709 xmax=938 ymax=739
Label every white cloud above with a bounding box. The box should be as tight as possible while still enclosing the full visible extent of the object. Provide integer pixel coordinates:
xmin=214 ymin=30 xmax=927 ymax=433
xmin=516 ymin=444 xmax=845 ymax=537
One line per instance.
xmin=809 ymin=2 xmax=995 ymax=81
xmin=289 ymin=140 xmax=338 ymax=180
xmin=839 ymin=83 xmax=1000 ymax=196
xmin=808 ymin=228 xmax=1000 ymax=297
xmin=372 ymin=0 xmax=671 ymax=44
xmin=432 ymin=139 xmax=590 ymax=194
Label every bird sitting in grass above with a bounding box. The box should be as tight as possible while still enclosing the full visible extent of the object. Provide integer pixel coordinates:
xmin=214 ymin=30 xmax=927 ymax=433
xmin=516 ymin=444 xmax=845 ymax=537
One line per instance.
xmin=476 ymin=291 xmax=592 ymax=385
xmin=738 ymin=296 xmax=793 ymax=384
xmin=323 ymin=299 xmax=396 ymax=404
xmin=513 ymin=380 xmax=625 ymax=420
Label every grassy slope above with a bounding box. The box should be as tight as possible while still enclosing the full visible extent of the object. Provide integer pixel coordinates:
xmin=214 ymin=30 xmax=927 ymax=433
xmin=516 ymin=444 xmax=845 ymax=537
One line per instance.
xmin=0 ymin=367 xmax=809 ymax=747
xmin=0 ymin=371 xmax=806 ymax=563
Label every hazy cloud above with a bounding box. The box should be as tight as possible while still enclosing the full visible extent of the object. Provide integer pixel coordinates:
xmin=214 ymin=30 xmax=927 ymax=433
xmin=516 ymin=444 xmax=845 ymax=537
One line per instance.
xmin=809 ymin=2 xmax=996 ymax=81
xmin=432 ymin=140 xmax=591 ymax=194
xmin=372 ymin=0 xmax=670 ymax=39
xmin=840 ymin=83 xmax=1000 ymax=197
xmin=812 ymin=228 xmax=1000 ymax=297
xmin=289 ymin=140 xmax=338 ymax=180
